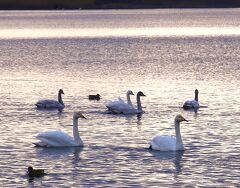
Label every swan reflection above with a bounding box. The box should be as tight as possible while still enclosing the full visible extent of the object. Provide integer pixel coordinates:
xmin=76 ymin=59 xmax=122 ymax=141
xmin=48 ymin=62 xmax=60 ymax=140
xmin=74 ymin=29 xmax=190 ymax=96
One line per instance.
xmin=150 ymin=150 xmax=184 ymax=174
xmin=36 ymin=147 xmax=83 ymax=160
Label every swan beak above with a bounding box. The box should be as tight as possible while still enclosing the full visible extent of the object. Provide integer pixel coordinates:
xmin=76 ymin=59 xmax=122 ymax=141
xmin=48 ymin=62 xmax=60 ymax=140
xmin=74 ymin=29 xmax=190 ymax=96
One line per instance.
xmin=183 ymin=118 xmax=188 ymax=122
xmin=81 ymin=115 xmax=87 ymax=119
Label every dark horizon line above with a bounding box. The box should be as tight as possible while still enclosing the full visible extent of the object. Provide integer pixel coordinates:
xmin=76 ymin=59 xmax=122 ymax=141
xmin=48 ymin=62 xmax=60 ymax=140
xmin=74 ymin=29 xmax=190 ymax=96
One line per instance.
xmin=0 ymin=0 xmax=240 ymax=10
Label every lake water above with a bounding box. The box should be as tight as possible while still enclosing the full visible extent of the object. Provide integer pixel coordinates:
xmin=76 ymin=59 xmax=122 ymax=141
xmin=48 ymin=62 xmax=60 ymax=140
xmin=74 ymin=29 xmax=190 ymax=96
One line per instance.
xmin=0 ymin=9 xmax=240 ymax=187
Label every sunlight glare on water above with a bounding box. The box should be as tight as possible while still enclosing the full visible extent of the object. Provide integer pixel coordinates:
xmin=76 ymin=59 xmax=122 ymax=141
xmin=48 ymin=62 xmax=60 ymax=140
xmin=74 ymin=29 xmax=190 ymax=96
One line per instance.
xmin=1 ymin=27 xmax=240 ymax=39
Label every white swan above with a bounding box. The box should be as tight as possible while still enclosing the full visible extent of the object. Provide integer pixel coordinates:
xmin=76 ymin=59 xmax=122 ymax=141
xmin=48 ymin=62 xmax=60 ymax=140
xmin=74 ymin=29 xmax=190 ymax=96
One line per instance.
xmin=106 ymin=90 xmax=134 ymax=113
xmin=124 ymin=91 xmax=146 ymax=114
xmin=183 ymin=89 xmax=200 ymax=109
xmin=108 ymin=91 xmax=146 ymax=114
xmin=149 ymin=115 xmax=188 ymax=151
xmin=35 ymin=89 xmax=65 ymax=110
xmin=33 ymin=112 xmax=86 ymax=147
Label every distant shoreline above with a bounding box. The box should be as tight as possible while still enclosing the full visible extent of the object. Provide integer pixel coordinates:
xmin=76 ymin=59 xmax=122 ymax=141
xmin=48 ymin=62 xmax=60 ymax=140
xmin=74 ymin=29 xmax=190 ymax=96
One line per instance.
xmin=0 ymin=0 xmax=240 ymax=10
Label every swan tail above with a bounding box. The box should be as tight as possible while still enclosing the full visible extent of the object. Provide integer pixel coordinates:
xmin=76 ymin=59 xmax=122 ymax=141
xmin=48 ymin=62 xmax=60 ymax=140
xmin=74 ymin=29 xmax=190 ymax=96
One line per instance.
xmin=106 ymin=106 xmax=122 ymax=114
xmin=35 ymin=103 xmax=44 ymax=108
xmin=33 ymin=142 xmax=48 ymax=147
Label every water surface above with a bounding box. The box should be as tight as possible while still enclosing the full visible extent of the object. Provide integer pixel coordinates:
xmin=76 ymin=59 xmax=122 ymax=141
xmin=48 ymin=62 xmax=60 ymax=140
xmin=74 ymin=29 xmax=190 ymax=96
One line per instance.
xmin=0 ymin=9 xmax=240 ymax=187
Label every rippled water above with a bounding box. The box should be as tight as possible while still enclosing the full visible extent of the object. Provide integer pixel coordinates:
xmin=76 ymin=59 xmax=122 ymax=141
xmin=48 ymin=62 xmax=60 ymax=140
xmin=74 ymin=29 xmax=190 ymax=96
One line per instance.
xmin=0 ymin=9 xmax=240 ymax=187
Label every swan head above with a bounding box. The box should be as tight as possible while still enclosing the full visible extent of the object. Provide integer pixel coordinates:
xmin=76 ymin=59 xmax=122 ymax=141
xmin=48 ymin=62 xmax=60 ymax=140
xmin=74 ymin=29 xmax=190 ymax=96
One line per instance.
xmin=59 ymin=89 xmax=64 ymax=95
xmin=175 ymin=115 xmax=188 ymax=123
xmin=195 ymin=89 xmax=199 ymax=95
xmin=73 ymin=111 xmax=87 ymax=119
xmin=127 ymin=90 xmax=134 ymax=96
xmin=137 ymin=91 xmax=146 ymax=97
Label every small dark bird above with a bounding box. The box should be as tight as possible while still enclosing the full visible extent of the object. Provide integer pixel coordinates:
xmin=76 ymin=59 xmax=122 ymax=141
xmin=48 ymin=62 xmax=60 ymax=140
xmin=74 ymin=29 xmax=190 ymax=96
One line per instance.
xmin=88 ymin=94 xmax=101 ymax=100
xmin=27 ymin=166 xmax=46 ymax=178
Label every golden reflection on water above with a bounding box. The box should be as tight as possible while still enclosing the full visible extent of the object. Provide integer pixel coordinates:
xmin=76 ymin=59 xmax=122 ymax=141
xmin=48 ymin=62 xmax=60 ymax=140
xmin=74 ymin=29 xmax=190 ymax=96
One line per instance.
xmin=1 ymin=27 xmax=240 ymax=39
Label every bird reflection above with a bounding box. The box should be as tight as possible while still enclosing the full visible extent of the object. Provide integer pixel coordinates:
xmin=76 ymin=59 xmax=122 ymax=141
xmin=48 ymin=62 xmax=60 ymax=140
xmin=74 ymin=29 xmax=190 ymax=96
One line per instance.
xmin=36 ymin=147 xmax=83 ymax=161
xmin=136 ymin=113 xmax=143 ymax=127
xmin=173 ymin=150 xmax=184 ymax=174
xmin=71 ymin=147 xmax=83 ymax=164
xmin=149 ymin=150 xmax=185 ymax=174
xmin=126 ymin=113 xmax=142 ymax=121
xmin=184 ymin=107 xmax=199 ymax=114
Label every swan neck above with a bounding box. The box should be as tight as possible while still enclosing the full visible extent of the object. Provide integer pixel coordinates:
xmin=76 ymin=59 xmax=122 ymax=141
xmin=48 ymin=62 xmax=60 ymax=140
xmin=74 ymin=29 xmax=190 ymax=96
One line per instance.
xmin=73 ymin=117 xmax=83 ymax=146
xmin=126 ymin=93 xmax=133 ymax=106
xmin=58 ymin=92 xmax=64 ymax=105
xmin=175 ymin=121 xmax=183 ymax=150
xmin=137 ymin=95 xmax=142 ymax=112
xmin=195 ymin=91 xmax=198 ymax=102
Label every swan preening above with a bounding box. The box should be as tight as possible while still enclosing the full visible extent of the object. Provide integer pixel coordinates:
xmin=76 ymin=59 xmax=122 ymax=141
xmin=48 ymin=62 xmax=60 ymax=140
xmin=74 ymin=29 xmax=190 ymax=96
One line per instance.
xmin=35 ymin=89 xmax=65 ymax=110
xmin=106 ymin=90 xmax=145 ymax=114
xmin=34 ymin=112 xmax=86 ymax=147
xmin=149 ymin=115 xmax=188 ymax=151
xmin=183 ymin=89 xmax=200 ymax=109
